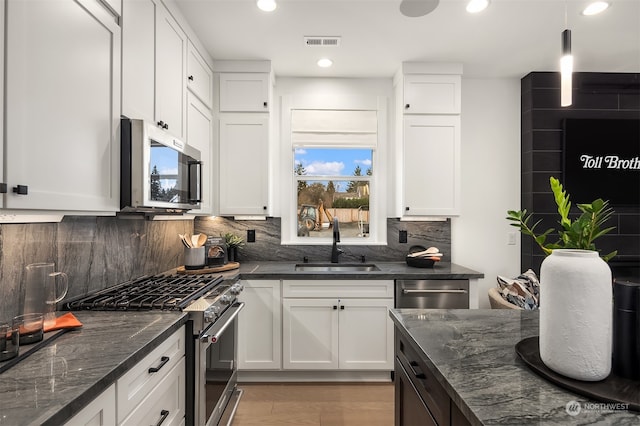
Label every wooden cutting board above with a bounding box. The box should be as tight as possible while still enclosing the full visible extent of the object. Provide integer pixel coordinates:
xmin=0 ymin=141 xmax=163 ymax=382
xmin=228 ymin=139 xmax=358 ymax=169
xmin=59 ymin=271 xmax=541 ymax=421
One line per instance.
xmin=177 ymin=262 xmax=240 ymax=274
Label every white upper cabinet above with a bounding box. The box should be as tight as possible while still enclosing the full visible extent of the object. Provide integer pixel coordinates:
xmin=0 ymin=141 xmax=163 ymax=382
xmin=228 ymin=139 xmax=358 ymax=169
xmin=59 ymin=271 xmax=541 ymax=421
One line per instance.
xmin=187 ymin=41 xmax=213 ymax=109
xmin=186 ymin=92 xmax=213 ymax=215
xmin=219 ymin=73 xmax=270 ymax=112
xmin=4 ymin=0 xmax=120 ymax=212
xmin=402 ymin=74 xmax=461 ymax=114
xmin=122 ymin=0 xmax=156 ymax=123
xmin=218 ymin=114 xmax=269 ymax=215
xmin=403 ymin=115 xmax=461 ymax=216
xmin=122 ymin=0 xmax=187 ymax=139
xmin=396 ymin=63 xmax=462 ymax=217
xmin=155 ymin=4 xmax=187 ymax=139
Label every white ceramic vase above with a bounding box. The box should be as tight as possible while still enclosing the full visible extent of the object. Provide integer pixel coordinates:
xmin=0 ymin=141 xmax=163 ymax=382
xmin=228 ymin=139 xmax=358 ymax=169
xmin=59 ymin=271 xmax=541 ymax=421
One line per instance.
xmin=539 ymin=249 xmax=612 ymax=381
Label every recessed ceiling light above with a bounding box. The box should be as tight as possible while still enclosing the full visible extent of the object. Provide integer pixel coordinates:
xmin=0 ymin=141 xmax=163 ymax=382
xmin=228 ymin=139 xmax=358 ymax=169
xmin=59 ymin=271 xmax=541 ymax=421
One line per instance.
xmin=257 ymin=0 xmax=276 ymax=12
xmin=317 ymin=58 xmax=333 ymax=68
xmin=582 ymin=1 xmax=609 ymax=16
xmin=466 ymin=0 xmax=490 ymax=13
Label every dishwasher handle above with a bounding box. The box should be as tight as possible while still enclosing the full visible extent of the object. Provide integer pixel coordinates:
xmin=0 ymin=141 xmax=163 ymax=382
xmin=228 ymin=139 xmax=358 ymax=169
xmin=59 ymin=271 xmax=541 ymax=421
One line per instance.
xmin=402 ymin=289 xmax=468 ymax=294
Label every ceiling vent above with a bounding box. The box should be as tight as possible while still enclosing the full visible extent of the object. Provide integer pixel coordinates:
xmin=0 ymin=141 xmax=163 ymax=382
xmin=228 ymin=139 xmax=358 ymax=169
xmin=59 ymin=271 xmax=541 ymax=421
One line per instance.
xmin=304 ymin=36 xmax=341 ymax=47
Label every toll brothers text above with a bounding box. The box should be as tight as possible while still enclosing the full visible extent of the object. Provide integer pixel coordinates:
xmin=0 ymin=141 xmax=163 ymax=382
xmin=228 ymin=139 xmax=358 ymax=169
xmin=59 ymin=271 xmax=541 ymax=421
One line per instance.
xmin=580 ymin=155 xmax=640 ymax=170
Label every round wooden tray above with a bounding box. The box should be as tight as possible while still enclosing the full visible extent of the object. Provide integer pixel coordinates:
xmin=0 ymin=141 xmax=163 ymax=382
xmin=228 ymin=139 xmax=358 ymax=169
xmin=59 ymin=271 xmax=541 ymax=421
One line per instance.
xmin=515 ymin=336 xmax=640 ymax=411
xmin=177 ymin=262 xmax=239 ymax=274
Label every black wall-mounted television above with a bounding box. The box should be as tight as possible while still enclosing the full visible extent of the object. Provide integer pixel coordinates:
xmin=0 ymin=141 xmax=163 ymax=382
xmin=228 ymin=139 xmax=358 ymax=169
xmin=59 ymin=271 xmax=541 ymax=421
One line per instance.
xmin=563 ymin=118 xmax=640 ymax=207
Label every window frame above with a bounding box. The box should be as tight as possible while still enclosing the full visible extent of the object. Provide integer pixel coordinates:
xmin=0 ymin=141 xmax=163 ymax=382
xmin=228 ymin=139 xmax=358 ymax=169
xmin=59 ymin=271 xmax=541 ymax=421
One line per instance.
xmin=280 ymin=96 xmax=388 ymax=246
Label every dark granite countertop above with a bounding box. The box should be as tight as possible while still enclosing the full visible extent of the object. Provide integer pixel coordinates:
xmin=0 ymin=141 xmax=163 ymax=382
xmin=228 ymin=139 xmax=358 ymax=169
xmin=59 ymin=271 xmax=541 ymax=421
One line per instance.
xmin=0 ymin=310 xmax=187 ymax=426
xmin=234 ymin=261 xmax=483 ymax=280
xmin=389 ymin=309 xmax=640 ymax=425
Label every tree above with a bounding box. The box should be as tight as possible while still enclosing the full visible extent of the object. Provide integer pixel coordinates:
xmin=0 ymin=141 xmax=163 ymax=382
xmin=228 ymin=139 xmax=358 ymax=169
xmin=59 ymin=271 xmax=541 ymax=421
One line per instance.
xmin=326 ymin=181 xmax=336 ymax=207
xmin=347 ymin=165 xmax=363 ymax=193
xmin=150 ymin=165 xmax=162 ymax=200
xmin=295 ymin=162 xmax=308 ymax=195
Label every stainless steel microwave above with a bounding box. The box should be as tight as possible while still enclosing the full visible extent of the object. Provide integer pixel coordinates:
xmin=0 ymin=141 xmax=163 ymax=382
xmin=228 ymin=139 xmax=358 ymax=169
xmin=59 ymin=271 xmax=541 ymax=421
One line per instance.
xmin=120 ymin=117 xmax=202 ymax=212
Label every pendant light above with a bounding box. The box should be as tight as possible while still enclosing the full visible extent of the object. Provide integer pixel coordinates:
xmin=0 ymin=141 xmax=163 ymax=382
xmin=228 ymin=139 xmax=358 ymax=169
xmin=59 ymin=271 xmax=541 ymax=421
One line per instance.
xmin=560 ymin=29 xmax=573 ymax=107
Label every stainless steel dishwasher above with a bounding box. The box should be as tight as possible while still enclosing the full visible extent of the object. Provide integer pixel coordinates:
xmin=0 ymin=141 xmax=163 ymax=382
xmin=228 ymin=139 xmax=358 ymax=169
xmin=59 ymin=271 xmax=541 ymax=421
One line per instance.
xmin=395 ymin=279 xmax=469 ymax=308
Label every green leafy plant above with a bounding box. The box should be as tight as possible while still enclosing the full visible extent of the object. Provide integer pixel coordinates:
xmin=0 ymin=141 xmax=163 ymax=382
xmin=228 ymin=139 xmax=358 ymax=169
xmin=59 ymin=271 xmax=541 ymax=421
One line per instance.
xmin=222 ymin=232 xmax=245 ymax=250
xmin=506 ymin=176 xmax=617 ymax=261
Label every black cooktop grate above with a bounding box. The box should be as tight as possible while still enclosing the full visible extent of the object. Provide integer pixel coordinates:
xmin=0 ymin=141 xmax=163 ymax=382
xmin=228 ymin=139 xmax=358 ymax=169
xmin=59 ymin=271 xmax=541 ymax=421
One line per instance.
xmin=66 ymin=273 xmax=223 ymax=311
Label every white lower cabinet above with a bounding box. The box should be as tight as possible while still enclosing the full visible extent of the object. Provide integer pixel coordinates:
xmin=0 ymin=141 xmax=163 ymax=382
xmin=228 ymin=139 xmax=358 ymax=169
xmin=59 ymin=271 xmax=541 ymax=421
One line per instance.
xmin=65 ymin=384 xmax=116 ymax=426
xmin=120 ymin=357 xmax=185 ymax=426
xmin=64 ymin=325 xmax=185 ymax=426
xmin=116 ymin=326 xmax=185 ymax=423
xmin=282 ymin=280 xmax=394 ymax=371
xmin=238 ymin=280 xmax=281 ymax=370
xmin=283 ymin=298 xmax=339 ymax=369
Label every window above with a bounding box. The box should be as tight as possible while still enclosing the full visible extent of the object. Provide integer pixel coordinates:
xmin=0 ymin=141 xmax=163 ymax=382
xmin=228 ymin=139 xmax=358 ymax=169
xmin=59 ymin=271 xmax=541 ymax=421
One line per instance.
xmin=287 ymin=108 xmax=383 ymax=244
xmin=295 ymin=148 xmax=372 ymax=239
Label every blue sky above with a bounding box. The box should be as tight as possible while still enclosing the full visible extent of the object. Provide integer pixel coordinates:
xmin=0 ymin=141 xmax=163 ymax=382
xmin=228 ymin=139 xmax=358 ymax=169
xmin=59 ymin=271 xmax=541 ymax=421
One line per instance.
xmin=151 ymin=146 xmax=179 ymax=189
xmin=294 ymin=148 xmax=372 ymax=176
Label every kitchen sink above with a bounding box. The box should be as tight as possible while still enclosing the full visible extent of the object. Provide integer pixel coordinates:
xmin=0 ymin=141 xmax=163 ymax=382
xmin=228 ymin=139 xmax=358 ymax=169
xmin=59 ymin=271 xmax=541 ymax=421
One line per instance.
xmin=294 ymin=263 xmax=380 ymax=272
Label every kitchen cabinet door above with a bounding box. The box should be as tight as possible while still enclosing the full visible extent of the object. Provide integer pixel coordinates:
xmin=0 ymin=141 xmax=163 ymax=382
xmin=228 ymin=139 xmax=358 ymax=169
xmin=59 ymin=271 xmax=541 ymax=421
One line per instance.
xmin=64 ymin=384 xmax=116 ymax=426
xmin=4 ymin=0 xmax=120 ymax=212
xmin=218 ymin=114 xmax=269 ymax=215
xmin=155 ymin=4 xmax=187 ymax=139
xmin=403 ymin=115 xmax=461 ymax=216
xmin=121 ymin=0 xmax=156 ymax=123
xmin=219 ymin=73 xmax=270 ymax=112
xmin=338 ymin=298 xmax=394 ymax=370
xmin=403 ymin=74 xmax=461 ymax=114
xmin=187 ymin=41 xmax=213 ymax=109
xmin=186 ymin=92 xmax=213 ymax=215
xmin=283 ymin=298 xmax=339 ymax=369
xmin=238 ymin=280 xmax=282 ymax=370
xmin=0 ymin=0 xmax=5 ymax=209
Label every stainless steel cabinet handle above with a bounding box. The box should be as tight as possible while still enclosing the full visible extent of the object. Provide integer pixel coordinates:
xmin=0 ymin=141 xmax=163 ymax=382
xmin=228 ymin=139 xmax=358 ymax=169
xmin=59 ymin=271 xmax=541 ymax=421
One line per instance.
xmin=402 ymin=289 xmax=468 ymax=294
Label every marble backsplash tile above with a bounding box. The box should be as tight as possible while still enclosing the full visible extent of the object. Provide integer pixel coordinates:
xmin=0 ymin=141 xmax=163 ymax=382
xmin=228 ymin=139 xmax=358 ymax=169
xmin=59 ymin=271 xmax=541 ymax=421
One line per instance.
xmin=195 ymin=217 xmax=451 ymax=264
xmin=0 ymin=216 xmax=193 ymax=323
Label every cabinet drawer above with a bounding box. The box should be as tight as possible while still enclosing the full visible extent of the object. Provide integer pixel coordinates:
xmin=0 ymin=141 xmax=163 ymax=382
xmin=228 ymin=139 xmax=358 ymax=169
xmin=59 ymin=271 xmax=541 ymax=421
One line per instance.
xmin=283 ymin=280 xmax=394 ymax=298
xmin=395 ymin=358 xmax=436 ymax=426
xmin=116 ymin=326 xmax=185 ymax=423
xmin=120 ymin=357 xmax=185 ymax=426
xmin=396 ymin=334 xmax=449 ymax=426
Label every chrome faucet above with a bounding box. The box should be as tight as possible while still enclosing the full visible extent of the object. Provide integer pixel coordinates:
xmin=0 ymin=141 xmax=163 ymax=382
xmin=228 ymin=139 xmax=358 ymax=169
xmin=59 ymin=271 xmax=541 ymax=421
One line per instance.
xmin=331 ymin=218 xmax=343 ymax=263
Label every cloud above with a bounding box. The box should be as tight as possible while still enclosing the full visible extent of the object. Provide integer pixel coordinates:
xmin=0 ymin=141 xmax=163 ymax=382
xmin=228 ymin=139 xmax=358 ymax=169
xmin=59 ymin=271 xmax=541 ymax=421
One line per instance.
xmin=355 ymin=159 xmax=372 ymax=167
xmin=306 ymin=161 xmax=344 ymax=175
xmin=295 ymin=148 xmax=307 ymax=155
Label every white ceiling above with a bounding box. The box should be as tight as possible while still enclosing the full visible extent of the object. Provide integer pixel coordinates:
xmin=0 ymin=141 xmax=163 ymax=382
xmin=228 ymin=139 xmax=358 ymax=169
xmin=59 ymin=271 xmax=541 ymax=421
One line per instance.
xmin=174 ymin=0 xmax=640 ymax=79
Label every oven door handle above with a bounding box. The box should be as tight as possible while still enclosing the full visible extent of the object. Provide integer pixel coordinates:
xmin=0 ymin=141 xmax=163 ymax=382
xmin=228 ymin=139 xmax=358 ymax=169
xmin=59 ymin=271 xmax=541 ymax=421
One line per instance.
xmin=200 ymin=302 xmax=245 ymax=344
xmin=402 ymin=289 xmax=468 ymax=294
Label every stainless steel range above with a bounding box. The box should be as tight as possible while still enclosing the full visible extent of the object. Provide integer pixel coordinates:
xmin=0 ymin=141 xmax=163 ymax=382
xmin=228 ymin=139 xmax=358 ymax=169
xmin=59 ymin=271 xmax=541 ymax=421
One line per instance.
xmin=66 ymin=273 xmax=245 ymax=426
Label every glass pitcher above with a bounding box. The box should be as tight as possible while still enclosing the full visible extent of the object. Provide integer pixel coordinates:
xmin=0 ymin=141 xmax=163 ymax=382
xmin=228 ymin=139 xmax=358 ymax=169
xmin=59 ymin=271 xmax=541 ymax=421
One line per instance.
xmin=24 ymin=263 xmax=68 ymax=329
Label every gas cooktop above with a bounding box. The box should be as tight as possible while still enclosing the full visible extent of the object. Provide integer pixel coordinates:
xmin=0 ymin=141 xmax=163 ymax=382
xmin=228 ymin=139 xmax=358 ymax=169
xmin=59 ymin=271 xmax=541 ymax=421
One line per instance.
xmin=65 ymin=273 xmax=223 ymax=311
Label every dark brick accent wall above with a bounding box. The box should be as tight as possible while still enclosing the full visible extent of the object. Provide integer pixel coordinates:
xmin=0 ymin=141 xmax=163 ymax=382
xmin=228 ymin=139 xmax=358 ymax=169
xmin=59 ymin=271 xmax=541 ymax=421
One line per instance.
xmin=521 ymin=72 xmax=640 ymax=277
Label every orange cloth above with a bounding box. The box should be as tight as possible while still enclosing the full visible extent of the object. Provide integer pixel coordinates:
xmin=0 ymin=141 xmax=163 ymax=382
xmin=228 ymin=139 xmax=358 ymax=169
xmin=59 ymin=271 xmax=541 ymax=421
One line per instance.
xmin=44 ymin=312 xmax=83 ymax=333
